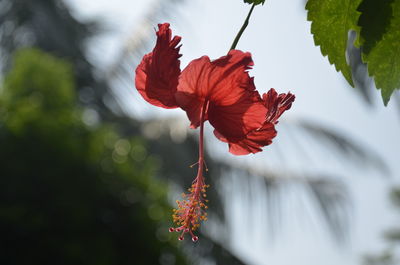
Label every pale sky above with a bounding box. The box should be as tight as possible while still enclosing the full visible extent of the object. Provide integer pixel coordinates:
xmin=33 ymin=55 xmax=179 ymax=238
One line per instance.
xmin=66 ymin=0 xmax=400 ymax=264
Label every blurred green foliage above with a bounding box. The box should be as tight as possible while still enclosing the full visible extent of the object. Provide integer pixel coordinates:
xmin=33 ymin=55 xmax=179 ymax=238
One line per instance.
xmin=363 ymin=187 xmax=400 ymax=265
xmin=0 ymin=49 xmax=187 ymax=265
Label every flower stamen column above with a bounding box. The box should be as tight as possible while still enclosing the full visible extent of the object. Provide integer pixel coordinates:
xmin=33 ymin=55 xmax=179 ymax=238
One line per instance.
xmin=169 ymin=101 xmax=210 ymax=242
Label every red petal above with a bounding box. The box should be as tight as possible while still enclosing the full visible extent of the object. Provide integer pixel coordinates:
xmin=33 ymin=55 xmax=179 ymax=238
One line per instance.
xmin=216 ymin=123 xmax=277 ymax=155
xmin=263 ymin=88 xmax=295 ymax=124
xmin=208 ymin=95 xmax=265 ymax=140
xmin=135 ymin=23 xmax=181 ymax=108
xmin=207 ymin=50 xmax=256 ymax=106
xmin=175 ymin=56 xmax=209 ymax=128
xmin=209 ymin=94 xmax=274 ymax=155
xmin=176 ymin=50 xmax=256 ymax=128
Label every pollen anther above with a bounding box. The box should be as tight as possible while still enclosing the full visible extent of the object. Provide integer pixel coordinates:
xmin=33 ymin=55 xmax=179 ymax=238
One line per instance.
xmin=170 ymin=179 xmax=210 ymax=242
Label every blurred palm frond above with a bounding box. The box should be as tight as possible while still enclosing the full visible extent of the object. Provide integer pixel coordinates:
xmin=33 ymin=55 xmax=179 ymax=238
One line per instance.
xmin=220 ymin=162 xmax=350 ymax=241
xmin=140 ymin=116 xmax=386 ymax=244
xmin=294 ymin=119 xmax=389 ymax=175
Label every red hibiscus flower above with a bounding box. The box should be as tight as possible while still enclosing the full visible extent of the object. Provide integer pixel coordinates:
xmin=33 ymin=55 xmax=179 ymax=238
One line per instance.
xmin=135 ymin=23 xmax=295 ymax=241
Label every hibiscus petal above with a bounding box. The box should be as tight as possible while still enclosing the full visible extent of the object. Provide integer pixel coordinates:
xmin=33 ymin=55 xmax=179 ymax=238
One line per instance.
xmin=175 ymin=56 xmax=210 ymax=128
xmin=208 ymin=50 xmax=256 ymax=106
xmin=263 ymin=88 xmax=295 ymax=124
xmin=209 ymin=93 xmax=273 ymax=155
xmin=214 ymin=123 xmax=277 ymax=155
xmin=135 ymin=23 xmax=181 ymax=108
xmin=176 ymin=50 xmax=257 ymax=128
xmin=208 ymin=95 xmax=265 ymax=139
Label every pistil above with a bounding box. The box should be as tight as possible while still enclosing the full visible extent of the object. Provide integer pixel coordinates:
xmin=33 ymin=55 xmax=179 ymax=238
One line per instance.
xmin=170 ymin=100 xmax=209 ymax=242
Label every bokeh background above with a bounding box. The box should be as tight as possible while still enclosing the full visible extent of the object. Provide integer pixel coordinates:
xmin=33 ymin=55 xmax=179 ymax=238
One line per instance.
xmin=1 ymin=0 xmax=399 ymax=265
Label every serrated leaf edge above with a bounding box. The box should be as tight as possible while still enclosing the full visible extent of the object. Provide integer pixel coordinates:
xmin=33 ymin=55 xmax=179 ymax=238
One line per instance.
xmin=305 ymin=0 xmax=364 ymax=87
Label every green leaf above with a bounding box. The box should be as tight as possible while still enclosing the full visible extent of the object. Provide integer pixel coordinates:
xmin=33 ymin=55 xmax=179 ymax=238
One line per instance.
xmin=359 ymin=0 xmax=400 ymax=105
xmin=243 ymin=0 xmax=265 ymax=5
xmin=357 ymin=0 xmax=394 ymax=53
xmin=306 ymin=0 xmax=363 ymax=86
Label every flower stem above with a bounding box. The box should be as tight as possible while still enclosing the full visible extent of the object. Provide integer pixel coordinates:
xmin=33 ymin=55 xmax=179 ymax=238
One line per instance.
xmin=196 ymin=100 xmax=208 ymax=183
xmin=229 ymin=3 xmax=256 ymax=51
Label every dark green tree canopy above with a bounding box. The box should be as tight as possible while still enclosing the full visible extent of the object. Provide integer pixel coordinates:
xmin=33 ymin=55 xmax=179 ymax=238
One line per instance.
xmin=0 ymin=49 xmax=187 ymax=265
